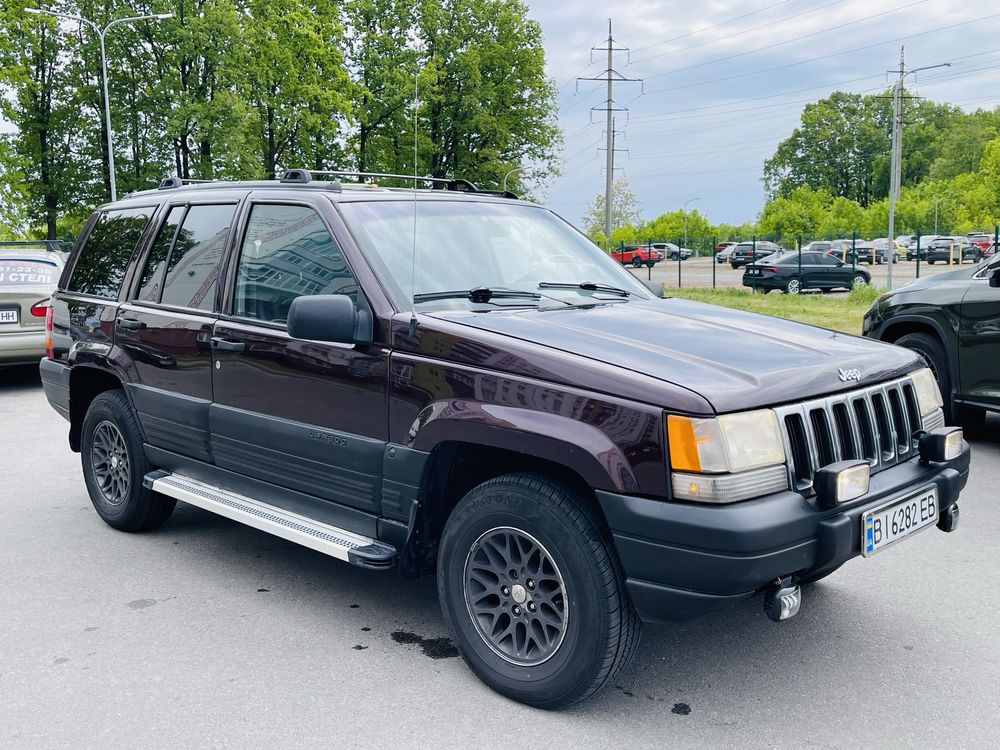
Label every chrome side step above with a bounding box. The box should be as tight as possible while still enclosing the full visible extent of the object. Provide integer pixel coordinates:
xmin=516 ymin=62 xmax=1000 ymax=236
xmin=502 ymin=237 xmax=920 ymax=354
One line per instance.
xmin=146 ymin=471 xmax=396 ymax=569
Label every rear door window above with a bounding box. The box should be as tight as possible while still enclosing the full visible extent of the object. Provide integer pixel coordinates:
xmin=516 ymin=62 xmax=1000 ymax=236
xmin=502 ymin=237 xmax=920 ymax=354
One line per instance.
xmin=159 ymin=204 xmax=236 ymax=311
xmin=67 ymin=207 xmax=154 ymax=298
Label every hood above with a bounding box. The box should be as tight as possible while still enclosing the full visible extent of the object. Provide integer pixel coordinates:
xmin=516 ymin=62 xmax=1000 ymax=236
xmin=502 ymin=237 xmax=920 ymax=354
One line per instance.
xmin=427 ymin=298 xmax=920 ymax=413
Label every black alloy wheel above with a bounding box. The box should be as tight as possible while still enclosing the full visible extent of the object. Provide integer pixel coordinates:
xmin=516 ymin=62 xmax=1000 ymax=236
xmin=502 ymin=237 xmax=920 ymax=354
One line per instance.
xmin=438 ymin=473 xmax=641 ymax=709
xmin=81 ymin=390 xmax=176 ymax=531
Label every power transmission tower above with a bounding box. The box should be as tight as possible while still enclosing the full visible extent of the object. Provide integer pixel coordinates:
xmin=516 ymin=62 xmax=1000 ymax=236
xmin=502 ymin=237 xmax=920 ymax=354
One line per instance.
xmin=885 ymin=46 xmax=950 ymax=289
xmin=577 ymin=20 xmax=641 ymax=244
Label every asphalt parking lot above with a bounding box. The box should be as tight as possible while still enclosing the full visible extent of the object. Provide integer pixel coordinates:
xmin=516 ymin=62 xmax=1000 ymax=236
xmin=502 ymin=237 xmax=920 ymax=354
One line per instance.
xmin=630 ymin=255 xmax=975 ymax=289
xmin=2 ymin=365 xmax=998 ymax=748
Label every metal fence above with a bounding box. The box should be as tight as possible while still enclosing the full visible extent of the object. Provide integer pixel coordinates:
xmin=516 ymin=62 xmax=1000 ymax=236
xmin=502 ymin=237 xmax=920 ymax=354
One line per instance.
xmin=608 ymin=225 xmax=1000 ymax=289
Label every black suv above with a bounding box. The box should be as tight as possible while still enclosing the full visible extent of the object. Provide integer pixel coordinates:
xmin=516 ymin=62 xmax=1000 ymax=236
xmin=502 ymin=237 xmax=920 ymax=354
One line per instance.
xmin=863 ymin=254 xmax=1000 ymax=425
xmin=925 ymin=237 xmax=982 ymax=265
xmin=40 ymin=171 xmax=970 ymax=709
xmin=729 ymin=240 xmax=782 ymax=268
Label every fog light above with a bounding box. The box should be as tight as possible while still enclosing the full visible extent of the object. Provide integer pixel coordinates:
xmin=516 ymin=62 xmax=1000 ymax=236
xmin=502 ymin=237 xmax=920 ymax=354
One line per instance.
xmin=814 ymin=460 xmax=870 ymax=508
xmin=764 ymin=579 xmax=801 ymax=622
xmin=918 ymin=427 xmax=964 ymax=463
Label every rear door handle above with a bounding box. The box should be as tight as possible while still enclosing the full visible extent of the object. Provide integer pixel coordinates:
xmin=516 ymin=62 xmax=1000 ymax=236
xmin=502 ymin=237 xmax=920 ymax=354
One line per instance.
xmin=118 ymin=318 xmax=146 ymax=331
xmin=211 ymin=337 xmax=246 ymax=353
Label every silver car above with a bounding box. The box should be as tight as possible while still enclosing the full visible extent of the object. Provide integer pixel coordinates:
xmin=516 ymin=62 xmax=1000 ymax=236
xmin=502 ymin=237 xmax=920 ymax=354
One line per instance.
xmin=0 ymin=245 xmax=65 ymax=367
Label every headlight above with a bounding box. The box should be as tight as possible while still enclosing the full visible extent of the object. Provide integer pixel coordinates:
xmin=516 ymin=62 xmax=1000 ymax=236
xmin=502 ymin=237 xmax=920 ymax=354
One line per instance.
xmin=910 ymin=367 xmax=943 ymax=418
xmin=667 ymin=409 xmax=785 ymax=473
xmin=667 ymin=410 xmax=788 ymax=503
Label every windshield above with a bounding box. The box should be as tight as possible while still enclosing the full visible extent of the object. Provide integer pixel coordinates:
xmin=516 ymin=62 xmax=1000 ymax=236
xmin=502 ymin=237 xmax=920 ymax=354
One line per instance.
xmin=337 ymin=199 xmax=652 ymax=309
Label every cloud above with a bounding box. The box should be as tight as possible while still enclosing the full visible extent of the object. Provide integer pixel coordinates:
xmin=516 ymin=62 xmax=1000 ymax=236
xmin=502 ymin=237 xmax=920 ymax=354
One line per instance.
xmin=527 ymin=0 xmax=1000 ymax=226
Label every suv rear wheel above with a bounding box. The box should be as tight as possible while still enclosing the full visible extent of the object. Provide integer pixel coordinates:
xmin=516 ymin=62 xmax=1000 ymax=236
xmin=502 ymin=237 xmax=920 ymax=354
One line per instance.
xmin=81 ymin=390 xmax=176 ymax=531
xmin=437 ymin=473 xmax=640 ymax=709
xmin=631 ymin=256 xmax=643 ymax=268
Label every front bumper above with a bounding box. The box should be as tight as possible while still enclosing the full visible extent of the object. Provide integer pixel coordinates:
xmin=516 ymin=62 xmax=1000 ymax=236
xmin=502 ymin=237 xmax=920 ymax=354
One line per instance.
xmin=597 ymin=444 xmax=971 ymax=623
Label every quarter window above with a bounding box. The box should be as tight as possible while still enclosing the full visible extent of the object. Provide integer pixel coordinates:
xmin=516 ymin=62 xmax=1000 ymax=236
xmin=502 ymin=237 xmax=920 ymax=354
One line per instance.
xmin=233 ymin=204 xmax=358 ymax=323
xmin=159 ymin=204 xmax=236 ymax=311
xmin=136 ymin=206 xmax=185 ymax=302
xmin=67 ymin=207 xmax=154 ymax=298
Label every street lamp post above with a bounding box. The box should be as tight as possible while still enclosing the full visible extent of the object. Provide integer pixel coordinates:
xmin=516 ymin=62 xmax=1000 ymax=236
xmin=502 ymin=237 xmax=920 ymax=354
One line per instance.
xmin=682 ymin=197 xmax=701 ymax=251
xmin=25 ymin=8 xmax=173 ymax=202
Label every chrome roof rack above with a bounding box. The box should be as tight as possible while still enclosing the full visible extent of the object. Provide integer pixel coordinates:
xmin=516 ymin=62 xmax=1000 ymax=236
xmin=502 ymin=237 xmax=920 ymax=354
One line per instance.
xmin=279 ymin=169 xmax=517 ymax=198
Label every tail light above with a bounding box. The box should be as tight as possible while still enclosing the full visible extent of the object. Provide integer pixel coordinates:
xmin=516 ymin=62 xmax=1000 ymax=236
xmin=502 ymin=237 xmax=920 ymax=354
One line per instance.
xmin=43 ymin=303 xmax=54 ymax=359
xmin=765 ymin=266 xmax=778 ymax=273
xmin=30 ymin=299 xmax=51 ymax=317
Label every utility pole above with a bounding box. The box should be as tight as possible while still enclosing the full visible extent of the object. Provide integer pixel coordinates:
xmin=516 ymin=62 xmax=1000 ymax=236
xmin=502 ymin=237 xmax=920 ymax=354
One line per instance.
xmin=885 ymin=46 xmax=950 ymax=289
xmin=578 ymin=20 xmax=641 ymax=245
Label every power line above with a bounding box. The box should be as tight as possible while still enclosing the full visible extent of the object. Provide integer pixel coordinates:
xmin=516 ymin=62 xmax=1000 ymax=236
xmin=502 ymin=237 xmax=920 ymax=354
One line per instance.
xmin=644 ymin=0 xmax=930 ymax=82
xmin=576 ymin=20 xmax=642 ymax=242
xmin=640 ymin=7 xmax=1000 ymax=96
xmin=631 ymin=0 xmax=847 ymax=66
xmin=628 ymin=0 xmax=796 ymax=55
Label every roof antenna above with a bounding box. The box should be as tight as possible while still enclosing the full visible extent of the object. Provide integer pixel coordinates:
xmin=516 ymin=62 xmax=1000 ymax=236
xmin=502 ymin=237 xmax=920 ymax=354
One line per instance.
xmin=408 ymin=46 xmax=420 ymax=338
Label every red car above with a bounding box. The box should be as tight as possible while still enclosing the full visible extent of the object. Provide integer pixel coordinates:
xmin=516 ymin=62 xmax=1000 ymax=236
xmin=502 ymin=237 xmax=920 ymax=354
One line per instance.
xmin=968 ymin=233 xmax=997 ymax=256
xmin=715 ymin=241 xmax=737 ymax=254
xmin=611 ymin=245 xmax=660 ymax=268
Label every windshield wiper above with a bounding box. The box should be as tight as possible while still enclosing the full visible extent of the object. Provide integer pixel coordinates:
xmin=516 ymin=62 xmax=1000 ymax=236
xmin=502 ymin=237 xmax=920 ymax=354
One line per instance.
xmin=413 ymin=287 xmax=542 ymax=304
xmin=537 ymin=281 xmax=633 ymax=297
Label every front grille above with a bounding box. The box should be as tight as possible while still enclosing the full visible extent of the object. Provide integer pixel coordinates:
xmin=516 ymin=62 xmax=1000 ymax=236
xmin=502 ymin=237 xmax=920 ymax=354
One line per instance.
xmin=774 ymin=376 xmax=924 ymax=493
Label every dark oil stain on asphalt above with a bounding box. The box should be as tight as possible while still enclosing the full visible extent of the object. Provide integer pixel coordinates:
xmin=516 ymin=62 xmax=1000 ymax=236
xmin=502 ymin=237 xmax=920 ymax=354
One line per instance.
xmin=84 ymin=626 xmax=99 ymax=632
xmin=54 ymin=657 xmax=69 ymax=665
xmin=615 ymin=685 xmax=635 ymax=697
xmin=390 ymin=630 xmax=459 ymax=659
xmin=361 ymin=627 xmax=372 ymax=632
xmin=672 ymin=703 xmax=692 ymax=715
xmin=127 ymin=599 xmax=157 ymax=610
xmin=257 ymin=588 xmax=269 ymax=592
xmin=349 ymin=604 xmax=360 ymax=609
xmin=353 ymin=645 xmax=368 ymax=650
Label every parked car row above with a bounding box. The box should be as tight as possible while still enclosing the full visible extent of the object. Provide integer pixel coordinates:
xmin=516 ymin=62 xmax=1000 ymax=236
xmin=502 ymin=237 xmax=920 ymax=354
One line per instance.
xmin=612 ymin=242 xmax=693 ymax=267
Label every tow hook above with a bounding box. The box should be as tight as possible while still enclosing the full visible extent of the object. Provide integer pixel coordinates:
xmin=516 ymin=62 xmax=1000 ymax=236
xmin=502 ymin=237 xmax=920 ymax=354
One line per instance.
xmin=938 ymin=503 xmax=960 ymax=533
xmin=764 ymin=577 xmax=801 ymax=622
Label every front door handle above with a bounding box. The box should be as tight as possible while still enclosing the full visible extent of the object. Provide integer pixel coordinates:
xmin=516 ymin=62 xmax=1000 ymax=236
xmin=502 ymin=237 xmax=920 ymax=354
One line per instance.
xmin=118 ymin=318 xmax=146 ymax=331
xmin=211 ymin=337 xmax=246 ymax=353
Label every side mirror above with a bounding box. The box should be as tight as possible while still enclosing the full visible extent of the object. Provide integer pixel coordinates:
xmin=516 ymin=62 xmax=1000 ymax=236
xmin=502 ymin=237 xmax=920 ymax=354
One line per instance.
xmin=287 ymin=294 xmax=359 ymax=344
xmin=990 ymin=269 xmax=1000 ymax=288
xmin=642 ymin=279 xmax=665 ymax=298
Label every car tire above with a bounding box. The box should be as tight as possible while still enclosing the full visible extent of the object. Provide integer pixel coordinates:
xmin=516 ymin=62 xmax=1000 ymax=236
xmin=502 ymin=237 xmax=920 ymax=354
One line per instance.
xmin=632 ymin=257 xmax=642 ymax=268
xmin=81 ymin=390 xmax=176 ymax=532
xmin=437 ymin=473 xmax=641 ymax=709
xmin=731 ymin=262 xmax=739 ymax=269
xmin=893 ymin=332 xmax=973 ymax=426
xmin=927 ymin=259 xmax=935 ymax=265
xmin=852 ymin=273 xmax=867 ymax=287
xmin=784 ymin=278 xmax=801 ymax=294
xmin=670 ymin=253 xmax=679 ymax=261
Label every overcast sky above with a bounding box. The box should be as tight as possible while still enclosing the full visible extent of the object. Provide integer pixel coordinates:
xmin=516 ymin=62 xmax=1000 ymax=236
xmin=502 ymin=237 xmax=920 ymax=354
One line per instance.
xmin=526 ymin=0 xmax=1000 ymax=227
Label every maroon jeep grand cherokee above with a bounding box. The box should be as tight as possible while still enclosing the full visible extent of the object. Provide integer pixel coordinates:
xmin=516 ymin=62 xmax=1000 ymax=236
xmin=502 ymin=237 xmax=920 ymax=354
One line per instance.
xmin=40 ymin=171 xmax=969 ymax=708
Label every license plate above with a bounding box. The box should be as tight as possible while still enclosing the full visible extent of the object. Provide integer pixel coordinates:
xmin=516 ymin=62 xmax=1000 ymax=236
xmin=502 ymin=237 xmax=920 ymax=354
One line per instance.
xmin=862 ymin=486 xmax=938 ymax=556
xmin=0 ymin=309 xmax=18 ymax=325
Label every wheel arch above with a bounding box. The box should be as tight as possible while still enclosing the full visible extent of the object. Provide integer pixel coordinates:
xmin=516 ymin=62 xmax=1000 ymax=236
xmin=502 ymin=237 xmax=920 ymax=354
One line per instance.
xmin=69 ymin=365 xmax=128 ymax=452
xmin=877 ymin=315 xmax=958 ymax=394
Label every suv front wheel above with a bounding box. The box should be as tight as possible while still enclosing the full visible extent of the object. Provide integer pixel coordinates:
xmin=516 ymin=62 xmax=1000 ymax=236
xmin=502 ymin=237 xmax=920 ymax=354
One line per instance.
xmin=81 ymin=390 xmax=176 ymax=532
xmin=437 ymin=473 xmax=640 ymax=709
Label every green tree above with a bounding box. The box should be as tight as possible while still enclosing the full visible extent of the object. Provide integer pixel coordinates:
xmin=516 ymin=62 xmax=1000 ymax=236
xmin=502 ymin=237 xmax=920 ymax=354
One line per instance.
xmin=582 ymin=176 xmax=641 ymax=240
xmin=417 ymin=0 xmax=560 ymax=190
xmin=240 ymin=0 xmax=351 ymax=177
xmin=343 ymin=0 xmax=418 ymax=175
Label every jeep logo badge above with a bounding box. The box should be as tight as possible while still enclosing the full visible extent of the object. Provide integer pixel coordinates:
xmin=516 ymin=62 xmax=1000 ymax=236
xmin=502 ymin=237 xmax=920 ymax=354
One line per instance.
xmin=838 ymin=368 xmax=862 ymax=383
